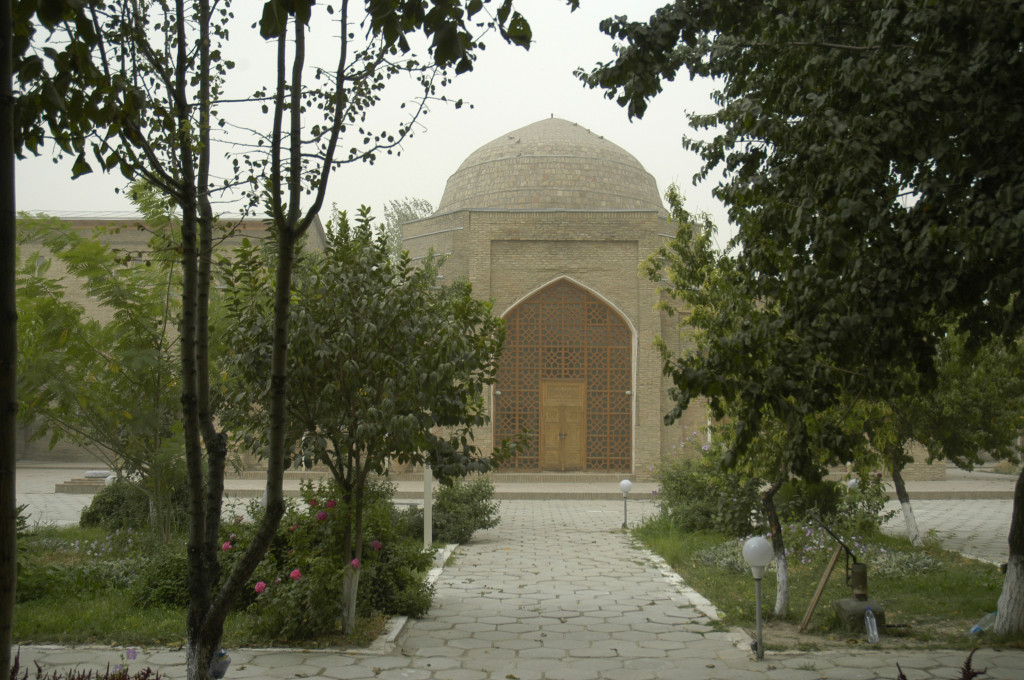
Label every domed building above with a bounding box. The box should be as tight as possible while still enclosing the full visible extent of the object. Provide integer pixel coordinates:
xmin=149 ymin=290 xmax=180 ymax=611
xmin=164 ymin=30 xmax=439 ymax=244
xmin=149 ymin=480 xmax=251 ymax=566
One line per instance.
xmin=402 ymin=118 xmax=706 ymax=477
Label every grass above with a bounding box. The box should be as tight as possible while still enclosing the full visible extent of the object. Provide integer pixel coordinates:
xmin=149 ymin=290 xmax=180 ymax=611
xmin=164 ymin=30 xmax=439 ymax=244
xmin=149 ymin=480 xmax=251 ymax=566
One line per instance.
xmin=633 ymin=514 xmax=1018 ymax=650
xmin=13 ymin=524 xmax=388 ymax=648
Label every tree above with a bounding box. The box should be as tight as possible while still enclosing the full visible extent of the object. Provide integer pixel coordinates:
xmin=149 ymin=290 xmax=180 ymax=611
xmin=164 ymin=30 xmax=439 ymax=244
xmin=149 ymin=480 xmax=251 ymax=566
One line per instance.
xmin=869 ymin=334 xmax=1024 ymax=546
xmin=381 ymin=196 xmax=433 ymax=260
xmin=582 ymin=1 xmax=1024 ymax=634
xmin=14 ymin=1 xmax=565 ymax=675
xmin=646 ymin=186 xmax=876 ymax=616
xmin=4 ymin=2 xmax=111 ymax=673
xmin=220 ymin=207 xmax=507 ymax=632
xmin=0 ymin=2 xmax=16 ymax=674
xmin=16 ymin=212 xmax=189 ymax=537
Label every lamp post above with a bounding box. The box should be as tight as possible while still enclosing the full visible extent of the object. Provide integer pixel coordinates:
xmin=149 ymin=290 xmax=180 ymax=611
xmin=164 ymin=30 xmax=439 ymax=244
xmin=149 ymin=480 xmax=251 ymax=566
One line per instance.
xmin=619 ymin=479 xmax=632 ymax=529
xmin=742 ymin=535 xmax=773 ymax=661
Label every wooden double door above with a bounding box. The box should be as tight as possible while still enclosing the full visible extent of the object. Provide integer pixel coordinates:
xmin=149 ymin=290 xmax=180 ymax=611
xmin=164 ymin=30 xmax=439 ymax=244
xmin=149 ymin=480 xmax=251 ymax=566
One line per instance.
xmin=539 ymin=380 xmax=586 ymax=471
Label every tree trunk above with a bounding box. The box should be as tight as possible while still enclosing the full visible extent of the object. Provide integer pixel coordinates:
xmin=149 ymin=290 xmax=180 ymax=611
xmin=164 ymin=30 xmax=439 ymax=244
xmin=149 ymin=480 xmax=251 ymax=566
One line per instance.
xmin=995 ymin=466 xmax=1024 ymax=635
xmin=0 ymin=2 xmax=17 ymax=675
xmin=762 ymin=477 xmax=788 ymax=617
xmin=890 ymin=458 xmax=922 ymax=546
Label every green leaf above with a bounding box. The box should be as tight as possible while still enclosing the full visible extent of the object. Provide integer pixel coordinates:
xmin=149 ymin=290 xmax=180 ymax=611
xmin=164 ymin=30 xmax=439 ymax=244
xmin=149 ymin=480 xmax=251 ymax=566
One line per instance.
xmin=259 ymin=0 xmax=289 ymax=39
xmin=504 ymin=12 xmax=531 ymax=49
xmin=71 ymin=153 xmax=92 ymax=178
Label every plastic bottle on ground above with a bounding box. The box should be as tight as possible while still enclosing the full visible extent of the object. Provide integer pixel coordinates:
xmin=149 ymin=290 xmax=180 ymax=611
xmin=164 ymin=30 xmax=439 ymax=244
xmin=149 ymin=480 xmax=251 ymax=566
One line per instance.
xmin=970 ymin=612 xmax=998 ymax=634
xmin=864 ymin=606 xmax=879 ymax=643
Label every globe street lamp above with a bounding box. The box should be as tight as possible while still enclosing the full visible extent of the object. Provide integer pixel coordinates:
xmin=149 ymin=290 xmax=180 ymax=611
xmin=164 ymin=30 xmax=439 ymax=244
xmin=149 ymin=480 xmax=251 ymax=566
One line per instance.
xmin=742 ymin=535 xmax=773 ymax=660
xmin=619 ymin=479 xmax=633 ymax=529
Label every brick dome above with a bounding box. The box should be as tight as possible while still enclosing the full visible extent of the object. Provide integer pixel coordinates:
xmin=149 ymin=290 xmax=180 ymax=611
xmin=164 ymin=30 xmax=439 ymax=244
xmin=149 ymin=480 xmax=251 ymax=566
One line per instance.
xmin=436 ymin=118 xmax=665 ymax=214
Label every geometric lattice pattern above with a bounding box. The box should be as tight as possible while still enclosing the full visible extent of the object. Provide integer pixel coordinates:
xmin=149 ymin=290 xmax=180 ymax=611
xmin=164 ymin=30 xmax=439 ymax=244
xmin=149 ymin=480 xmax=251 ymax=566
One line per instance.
xmin=494 ymin=279 xmax=632 ymax=471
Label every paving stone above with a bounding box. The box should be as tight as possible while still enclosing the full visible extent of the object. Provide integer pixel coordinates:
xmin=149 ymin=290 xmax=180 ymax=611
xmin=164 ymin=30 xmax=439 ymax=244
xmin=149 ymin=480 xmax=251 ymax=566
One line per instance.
xmin=459 ymin=647 xmax=518 ymax=661
xmin=542 ymin=666 xmax=613 ymax=680
xmin=446 ymin=637 xmax=494 ymax=650
xmin=240 ymin=651 xmax=308 ymax=668
xmin=811 ymin=666 xmax=884 ymax=680
xmin=376 ymin=667 xmax=432 ymax=680
xmin=427 ymin=669 xmax=487 ymax=680
xmin=263 ymin=664 xmax=327 ymax=678
xmin=320 ymin=665 xmax=379 ymax=679
xmin=452 ymin=622 xmax=496 ymax=633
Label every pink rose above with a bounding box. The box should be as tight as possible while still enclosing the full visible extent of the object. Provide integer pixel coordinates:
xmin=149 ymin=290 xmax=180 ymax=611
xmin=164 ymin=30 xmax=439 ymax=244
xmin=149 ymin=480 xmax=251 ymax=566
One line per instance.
xmin=326 ymin=499 xmax=337 ymax=509
xmin=370 ymin=540 xmax=383 ymax=551
xmin=221 ymin=541 xmax=232 ymax=551
xmin=289 ymin=523 xmax=298 ymax=532
xmin=309 ymin=499 xmax=318 ymax=507
xmin=316 ymin=510 xmax=327 ymax=521
xmin=254 ymin=581 xmax=266 ymax=593
xmin=290 ymin=568 xmax=301 ymax=581
xmin=350 ymin=558 xmax=361 ymax=570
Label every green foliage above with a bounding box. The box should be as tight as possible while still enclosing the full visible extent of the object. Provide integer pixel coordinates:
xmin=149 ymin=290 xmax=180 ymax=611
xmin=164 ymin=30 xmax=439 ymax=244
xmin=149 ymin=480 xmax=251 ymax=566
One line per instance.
xmin=653 ymin=433 xmax=762 ymax=537
xmin=17 ymin=215 xmax=191 ymax=537
xmin=871 ymin=550 xmax=943 ymax=579
xmin=221 ymin=208 xmax=507 ymax=481
xmin=775 ymin=480 xmax=841 ymax=524
xmin=380 ymin=196 xmax=433 ymax=260
xmin=405 ymin=476 xmax=502 ymax=544
xmin=80 ymin=481 xmax=151 ymax=532
xmin=584 ymin=1 xmax=1024 ymax=477
xmin=434 ymin=476 xmax=501 ymax=543
xmin=241 ymin=480 xmax=434 ymax=641
xmin=79 ymin=479 xmax=189 ymax=535
xmin=17 ymin=526 xmax=144 ymax=604
xmin=129 ymin=545 xmax=190 ymax=610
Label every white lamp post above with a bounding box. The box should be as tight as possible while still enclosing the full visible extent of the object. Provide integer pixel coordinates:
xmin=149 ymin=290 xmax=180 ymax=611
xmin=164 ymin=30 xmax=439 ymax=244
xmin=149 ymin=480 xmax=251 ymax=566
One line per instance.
xmin=423 ymin=463 xmax=432 ymax=549
xmin=619 ymin=479 xmax=633 ymax=529
xmin=742 ymin=535 xmax=773 ymax=660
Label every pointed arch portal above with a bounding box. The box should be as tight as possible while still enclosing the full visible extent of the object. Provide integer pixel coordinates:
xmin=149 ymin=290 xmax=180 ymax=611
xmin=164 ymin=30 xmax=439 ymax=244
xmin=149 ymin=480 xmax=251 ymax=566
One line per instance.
xmin=493 ymin=279 xmax=633 ymax=472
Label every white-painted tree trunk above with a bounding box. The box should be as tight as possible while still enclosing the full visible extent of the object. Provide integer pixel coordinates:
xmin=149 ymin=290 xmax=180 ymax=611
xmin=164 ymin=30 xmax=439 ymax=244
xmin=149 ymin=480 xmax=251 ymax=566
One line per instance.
xmin=900 ymin=500 xmax=923 ymax=547
xmin=342 ymin=568 xmax=360 ymax=635
xmin=995 ymin=554 xmax=1024 ymax=635
xmin=773 ymin=549 xmax=789 ymax=617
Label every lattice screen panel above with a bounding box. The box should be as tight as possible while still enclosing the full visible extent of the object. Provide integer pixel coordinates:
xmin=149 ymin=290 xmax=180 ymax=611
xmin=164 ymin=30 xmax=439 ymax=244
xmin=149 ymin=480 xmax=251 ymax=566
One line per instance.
xmin=494 ymin=279 xmax=632 ymax=471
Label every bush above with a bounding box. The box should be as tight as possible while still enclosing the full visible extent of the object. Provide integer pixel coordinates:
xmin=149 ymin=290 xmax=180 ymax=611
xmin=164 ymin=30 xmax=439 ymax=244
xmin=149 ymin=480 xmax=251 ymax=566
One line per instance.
xmin=243 ymin=479 xmax=435 ymax=641
xmin=356 ymin=500 xmax=434 ymax=619
xmin=79 ymin=476 xmax=190 ymax=535
xmin=80 ymin=481 xmax=151 ymax=531
xmin=654 ymin=455 xmax=762 ymax=537
xmin=833 ymin=473 xmax=894 ymax=535
xmin=404 ymin=476 xmax=501 ymax=544
xmin=129 ymin=543 xmax=190 ymax=608
xmin=775 ymin=479 xmax=843 ymax=523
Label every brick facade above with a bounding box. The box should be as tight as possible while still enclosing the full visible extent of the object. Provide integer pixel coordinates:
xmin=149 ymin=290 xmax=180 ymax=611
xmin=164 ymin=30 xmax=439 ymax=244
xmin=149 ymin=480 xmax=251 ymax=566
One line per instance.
xmin=403 ymin=119 xmax=697 ymax=480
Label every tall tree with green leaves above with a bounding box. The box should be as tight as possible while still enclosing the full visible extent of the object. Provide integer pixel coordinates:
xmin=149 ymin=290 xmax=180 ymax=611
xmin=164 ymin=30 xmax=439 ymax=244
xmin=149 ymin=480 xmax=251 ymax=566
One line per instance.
xmin=17 ymin=213 xmax=188 ymax=537
xmin=381 ymin=196 xmax=433 ymax=260
xmin=646 ymin=186 xmax=876 ymax=616
xmin=582 ymin=1 xmax=1024 ymax=634
xmin=220 ymin=207 xmax=507 ymax=633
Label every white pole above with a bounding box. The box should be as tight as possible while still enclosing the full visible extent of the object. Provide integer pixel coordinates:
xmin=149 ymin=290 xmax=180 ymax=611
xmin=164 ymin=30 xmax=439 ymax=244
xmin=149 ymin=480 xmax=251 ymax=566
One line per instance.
xmin=423 ymin=463 xmax=432 ymax=549
xmin=754 ymin=576 xmax=764 ymax=660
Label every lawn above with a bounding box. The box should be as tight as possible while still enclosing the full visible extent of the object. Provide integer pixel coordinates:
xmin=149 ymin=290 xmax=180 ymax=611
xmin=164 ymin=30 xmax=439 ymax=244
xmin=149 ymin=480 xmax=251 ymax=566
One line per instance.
xmin=633 ymin=515 xmax=1017 ymax=650
xmin=12 ymin=523 xmax=386 ymax=648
